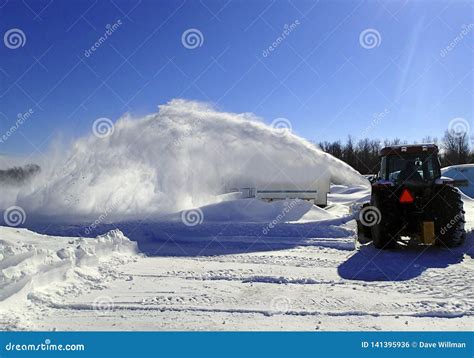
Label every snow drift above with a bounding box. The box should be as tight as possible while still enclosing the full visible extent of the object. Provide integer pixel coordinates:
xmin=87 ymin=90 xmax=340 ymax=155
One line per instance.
xmin=1 ymin=99 xmax=367 ymax=222
xmin=0 ymin=226 xmax=138 ymax=328
xmin=169 ymin=198 xmax=336 ymax=223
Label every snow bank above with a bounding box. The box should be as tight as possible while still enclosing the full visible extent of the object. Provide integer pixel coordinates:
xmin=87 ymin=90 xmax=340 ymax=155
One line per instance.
xmin=1 ymin=99 xmax=367 ymax=223
xmin=168 ymin=198 xmax=336 ymax=223
xmin=442 ymin=164 xmax=474 ymax=198
xmin=0 ymin=227 xmax=138 ymax=309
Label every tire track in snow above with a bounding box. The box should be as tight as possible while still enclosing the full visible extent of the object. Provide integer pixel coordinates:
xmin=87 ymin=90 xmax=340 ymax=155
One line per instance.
xmin=28 ymin=294 xmax=473 ymax=319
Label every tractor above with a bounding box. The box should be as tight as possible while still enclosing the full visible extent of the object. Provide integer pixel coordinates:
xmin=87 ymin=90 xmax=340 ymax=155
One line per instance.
xmin=357 ymin=144 xmax=466 ymax=249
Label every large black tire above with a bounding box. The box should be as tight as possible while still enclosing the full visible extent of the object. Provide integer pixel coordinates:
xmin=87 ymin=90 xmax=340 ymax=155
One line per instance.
xmin=357 ymin=219 xmax=372 ymax=244
xmin=432 ymin=185 xmax=466 ymax=247
xmin=370 ymin=193 xmax=399 ymax=249
xmin=356 ymin=203 xmax=373 ymax=244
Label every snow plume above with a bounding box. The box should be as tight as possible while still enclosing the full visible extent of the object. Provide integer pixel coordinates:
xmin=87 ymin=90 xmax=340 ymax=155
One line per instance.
xmin=1 ymin=99 xmax=368 ymax=222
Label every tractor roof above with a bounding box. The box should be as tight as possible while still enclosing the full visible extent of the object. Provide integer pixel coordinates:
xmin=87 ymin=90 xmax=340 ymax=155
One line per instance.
xmin=380 ymin=144 xmax=438 ymax=156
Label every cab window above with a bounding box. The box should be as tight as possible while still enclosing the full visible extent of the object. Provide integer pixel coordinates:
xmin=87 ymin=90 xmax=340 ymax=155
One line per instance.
xmin=386 ymin=154 xmax=440 ymax=183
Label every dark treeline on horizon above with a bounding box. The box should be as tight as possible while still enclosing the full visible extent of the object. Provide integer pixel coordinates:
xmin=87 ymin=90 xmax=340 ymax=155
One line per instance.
xmin=317 ymin=131 xmax=473 ymax=175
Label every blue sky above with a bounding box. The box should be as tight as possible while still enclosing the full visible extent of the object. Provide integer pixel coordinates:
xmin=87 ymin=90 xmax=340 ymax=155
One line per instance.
xmin=0 ymin=0 xmax=472 ymax=155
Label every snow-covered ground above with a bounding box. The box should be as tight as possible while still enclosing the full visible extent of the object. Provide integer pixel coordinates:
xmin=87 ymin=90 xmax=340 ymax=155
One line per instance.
xmin=1 ymin=185 xmax=472 ymax=331
xmin=0 ymin=229 xmax=139 ymax=329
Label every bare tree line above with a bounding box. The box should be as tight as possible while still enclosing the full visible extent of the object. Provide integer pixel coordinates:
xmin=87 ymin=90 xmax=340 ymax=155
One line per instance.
xmin=317 ymin=131 xmax=473 ymax=175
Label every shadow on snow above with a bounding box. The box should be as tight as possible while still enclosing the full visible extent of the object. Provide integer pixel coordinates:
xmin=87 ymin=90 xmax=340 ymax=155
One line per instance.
xmin=337 ymin=231 xmax=474 ymax=281
xmin=26 ymin=220 xmax=473 ymax=281
xmin=27 ymin=218 xmax=354 ymax=257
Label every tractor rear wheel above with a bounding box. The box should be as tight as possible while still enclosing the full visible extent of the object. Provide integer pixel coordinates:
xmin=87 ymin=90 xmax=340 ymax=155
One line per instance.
xmin=432 ymin=185 xmax=466 ymax=247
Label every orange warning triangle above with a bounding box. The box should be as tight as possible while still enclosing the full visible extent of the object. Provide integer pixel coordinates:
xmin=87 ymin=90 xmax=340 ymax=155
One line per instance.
xmin=399 ymin=188 xmax=414 ymax=203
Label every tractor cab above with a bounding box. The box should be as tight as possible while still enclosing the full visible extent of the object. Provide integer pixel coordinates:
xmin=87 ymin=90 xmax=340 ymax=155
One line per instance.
xmin=377 ymin=144 xmax=441 ymax=185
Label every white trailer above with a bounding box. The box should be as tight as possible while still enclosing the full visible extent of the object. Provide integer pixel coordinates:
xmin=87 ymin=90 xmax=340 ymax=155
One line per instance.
xmin=227 ymin=180 xmax=330 ymax=207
